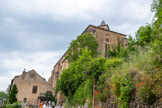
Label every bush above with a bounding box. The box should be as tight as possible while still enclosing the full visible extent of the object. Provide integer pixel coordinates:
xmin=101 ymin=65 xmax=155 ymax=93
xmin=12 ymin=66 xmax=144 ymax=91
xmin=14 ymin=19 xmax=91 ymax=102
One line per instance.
xmin=112 ymin=75 xmax=121 ymax=97
xmin=136 ymin=78 xmax=156 ymax=105
xmin=5 ymin=102 xmax=22 ymax=108
xmin=95 ymin=88 xmax=110 ymax=102
xmin=112 ymin=74 xmax=133 ymax=108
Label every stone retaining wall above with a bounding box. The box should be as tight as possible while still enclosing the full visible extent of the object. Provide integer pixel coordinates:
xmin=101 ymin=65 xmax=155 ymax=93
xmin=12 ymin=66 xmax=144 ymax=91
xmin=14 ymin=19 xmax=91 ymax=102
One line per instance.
xmin=102 ymin=91 xmax=162 ymax=108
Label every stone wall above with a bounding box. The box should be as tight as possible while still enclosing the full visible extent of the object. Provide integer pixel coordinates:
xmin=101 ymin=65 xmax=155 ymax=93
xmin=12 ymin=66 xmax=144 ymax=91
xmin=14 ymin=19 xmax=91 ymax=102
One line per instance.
xmin=102 ymin=91 xmax=162 ymax=108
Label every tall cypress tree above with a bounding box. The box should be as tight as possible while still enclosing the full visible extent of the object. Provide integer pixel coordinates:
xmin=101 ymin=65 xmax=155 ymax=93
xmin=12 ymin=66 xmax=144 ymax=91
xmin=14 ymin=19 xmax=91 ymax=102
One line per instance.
xmin=8 ymin=84 xmax=18 ymax=104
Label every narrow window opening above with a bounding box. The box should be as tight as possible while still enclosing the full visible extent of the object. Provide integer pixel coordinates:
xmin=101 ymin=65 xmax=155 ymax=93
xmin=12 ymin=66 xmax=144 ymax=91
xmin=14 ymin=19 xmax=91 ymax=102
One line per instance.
xmin=23 ymin=98 xmax=27 ymax=103
xmin=32 ymin=86 xmax=38 ymax=93
xmin=105 ymin=44 xmax=107 ymax=58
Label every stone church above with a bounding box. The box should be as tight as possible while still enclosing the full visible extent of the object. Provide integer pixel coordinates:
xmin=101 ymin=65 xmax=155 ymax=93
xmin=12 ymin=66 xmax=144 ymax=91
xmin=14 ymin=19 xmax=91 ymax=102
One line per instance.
xmin=48 ymin=21 xmax=128 ymax=105
xmin=10 ymin=69 xmax=54 ymax=106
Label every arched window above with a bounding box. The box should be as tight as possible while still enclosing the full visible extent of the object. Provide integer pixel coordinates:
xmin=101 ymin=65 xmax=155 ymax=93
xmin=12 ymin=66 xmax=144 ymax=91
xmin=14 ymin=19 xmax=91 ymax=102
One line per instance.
xmin=46 ymin=91 xmax=53 ymax=94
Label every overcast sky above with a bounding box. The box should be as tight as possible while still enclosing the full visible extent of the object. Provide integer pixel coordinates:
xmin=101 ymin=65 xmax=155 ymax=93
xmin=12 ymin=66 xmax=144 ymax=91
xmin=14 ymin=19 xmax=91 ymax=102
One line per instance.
xmin=0 ymin=0 xmax=154 ymax=91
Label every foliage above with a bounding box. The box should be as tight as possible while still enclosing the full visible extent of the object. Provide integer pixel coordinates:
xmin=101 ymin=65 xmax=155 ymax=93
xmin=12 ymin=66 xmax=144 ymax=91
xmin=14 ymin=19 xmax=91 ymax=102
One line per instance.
xmin=105 ymin=58 xmax=122 ymax=68
xmin=66 ymin=33 xmax=98 ymax=62
xmin=5 ymin=102 xmax=22 ymax=108
xmin=151 ymin=0 xmax=162 ymax=65
xmin=151 ymin=37 xmax=162 ymax=65
xmin=117 ymin=74 xmax=133 ymax=108
xmin=73 ymin=81 xmax=91 ymax=106
xmin=56 ymin=48 xmax=93 ymax=106
xmin=107 ymin=37 xmax=124 ymax=57
xmin=151 ymin=0 xmax=162 ymax=24
xmin=45 ymin=93 xmax=55 ymax=102
xmin=135 ymin=24 xmax=153 ymax=46
xmin=8 ymin=84 xmax=18 ymax=104
xmin=63 ymin=99 xmax=72 ymax=108
xmin=98 ymin=46 xmax=161 ymax=107
xmin=56 ymin=1 xmax=162 ymax=107
xmin=136 ymin=77 xmax=156 ymax=105
xmin=112 ymin=75 xmax=121 ymax=97
xmin=0 ymin=91 xmax=8 ymax=108
xmin=92 ymin=58 xmax=122 ymax=105
xmin=111 ymin=72 xmax=133 ymax=108
xmin=56 ymin=48 xmax=107 ymax=107
xmin=106 ymin=35 xmax=138 ymax=59
xmin=0 ymin=91 xmax=8 ymax=101
xmin=151 ymin=68 xmax=162 ymax=97
xmin=95 ymin=88 xmax=110 ymax=102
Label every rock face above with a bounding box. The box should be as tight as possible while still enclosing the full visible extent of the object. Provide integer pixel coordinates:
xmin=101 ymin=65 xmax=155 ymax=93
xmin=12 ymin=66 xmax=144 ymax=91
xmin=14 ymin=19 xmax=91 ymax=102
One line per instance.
xmin=102 ymin=90 xmax=162 ymax=108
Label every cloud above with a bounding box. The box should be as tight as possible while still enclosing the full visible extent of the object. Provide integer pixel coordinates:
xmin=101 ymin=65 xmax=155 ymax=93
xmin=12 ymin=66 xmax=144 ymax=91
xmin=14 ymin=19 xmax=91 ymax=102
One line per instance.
xmin=0 ymin=0 xmax=154 ymax=91
xmin=0 ymin=0 xmax=105 ymax=20
xmin=0 ymin=51 xmax=64 ymax=91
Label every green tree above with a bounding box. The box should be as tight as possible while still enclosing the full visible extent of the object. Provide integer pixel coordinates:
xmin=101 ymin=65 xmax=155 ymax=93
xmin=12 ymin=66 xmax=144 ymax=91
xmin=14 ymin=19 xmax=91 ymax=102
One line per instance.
xmin=0 ymin=91 xmax=8 ymax=107
xmin=8 ymin=84 xmax=18 ymax=104
xmin=66 ymin=33 xmax=98 ymax=62
xmin=151 ymin=0 xmax=162 ymax=64
xmin=56 ymin=48 xmax=93 ymax=97
xmin=45 ymin=93 xmax=55 ymax=102
xmin=0 ymin=91 xmax=8 ymax=101
xmin=56 ymin=48 xmax=107 ymax=106
xmin=135 ymin=24 xmax=153 ymax=46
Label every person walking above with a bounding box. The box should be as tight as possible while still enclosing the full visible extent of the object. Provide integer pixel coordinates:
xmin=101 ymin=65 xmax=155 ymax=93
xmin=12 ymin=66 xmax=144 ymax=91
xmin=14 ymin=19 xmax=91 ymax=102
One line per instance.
xmin=40 ymin=102 xmax=43 ymax=108
xmin=52 ymin=101 xmax=55 ymax=108
xmin=48 ymin=101 xmax=52 ymax=108
xmin=43 ymin=101 xmax=47 ymax=108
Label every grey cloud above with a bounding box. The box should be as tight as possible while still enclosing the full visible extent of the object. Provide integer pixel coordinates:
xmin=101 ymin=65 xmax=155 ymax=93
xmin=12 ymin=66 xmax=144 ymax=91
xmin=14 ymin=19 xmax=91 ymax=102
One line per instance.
xmin=0 ymin=14 xmax=88 ymax=52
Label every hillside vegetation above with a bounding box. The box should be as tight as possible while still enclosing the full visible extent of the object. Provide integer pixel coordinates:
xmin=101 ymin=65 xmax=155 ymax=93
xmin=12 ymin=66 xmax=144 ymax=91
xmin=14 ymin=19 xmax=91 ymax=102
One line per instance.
xmin=56 ymin=0 xmax=162 ymax=108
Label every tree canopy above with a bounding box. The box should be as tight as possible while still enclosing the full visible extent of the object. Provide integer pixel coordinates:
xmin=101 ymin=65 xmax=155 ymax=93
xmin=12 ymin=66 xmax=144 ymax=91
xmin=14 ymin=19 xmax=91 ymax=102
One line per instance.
xmin=0 ymin=91 xmax=8 ymax=100
xmin=45 ymin=93 xmax=55 ymax=102
xmin=66 ymin=33 xmax=98 ymax=62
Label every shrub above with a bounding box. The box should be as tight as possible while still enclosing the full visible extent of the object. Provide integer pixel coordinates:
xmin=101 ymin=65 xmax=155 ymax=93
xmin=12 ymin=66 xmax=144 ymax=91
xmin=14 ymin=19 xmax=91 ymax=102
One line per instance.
xmin=95 ymin=88 xmax=110 ymax=102
xmin=112 ymin=75 xmax=121 ymax=97
xmin=136 ymin=76 xmax=156 ymax=105
xmin=112 ymin=74 xmax=133 ymax=108
xmin=5 ymin=102 xmax=22 ymax=108
xmin=118 ymin=74 xmax=133 ymax=108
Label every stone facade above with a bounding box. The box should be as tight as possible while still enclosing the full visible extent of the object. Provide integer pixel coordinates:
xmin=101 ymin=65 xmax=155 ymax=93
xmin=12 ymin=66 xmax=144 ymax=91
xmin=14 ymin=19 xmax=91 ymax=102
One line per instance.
xmin=48 ymin=21 xmax=127 ymax=105
xmin=82 ymin=23 xmax=127 ymax=57
xmin=48 ymin=53 xmax=68 ymax=105
xmin=10 ymin=70 xmax=54 ymax=105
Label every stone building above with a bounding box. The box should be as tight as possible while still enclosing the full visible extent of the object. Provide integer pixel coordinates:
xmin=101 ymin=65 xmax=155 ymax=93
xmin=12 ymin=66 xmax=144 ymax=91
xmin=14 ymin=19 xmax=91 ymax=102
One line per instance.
xmin=48 ymin=21 xmax=127 ymax=105
xmin=10 ymin=69 xmax=54 ymax=105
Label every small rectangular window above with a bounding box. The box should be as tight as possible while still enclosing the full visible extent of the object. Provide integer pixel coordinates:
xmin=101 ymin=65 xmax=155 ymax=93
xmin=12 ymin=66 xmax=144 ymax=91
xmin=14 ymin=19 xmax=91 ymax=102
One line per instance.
xmin=32 ymin=86 xmax=38 ymax=93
